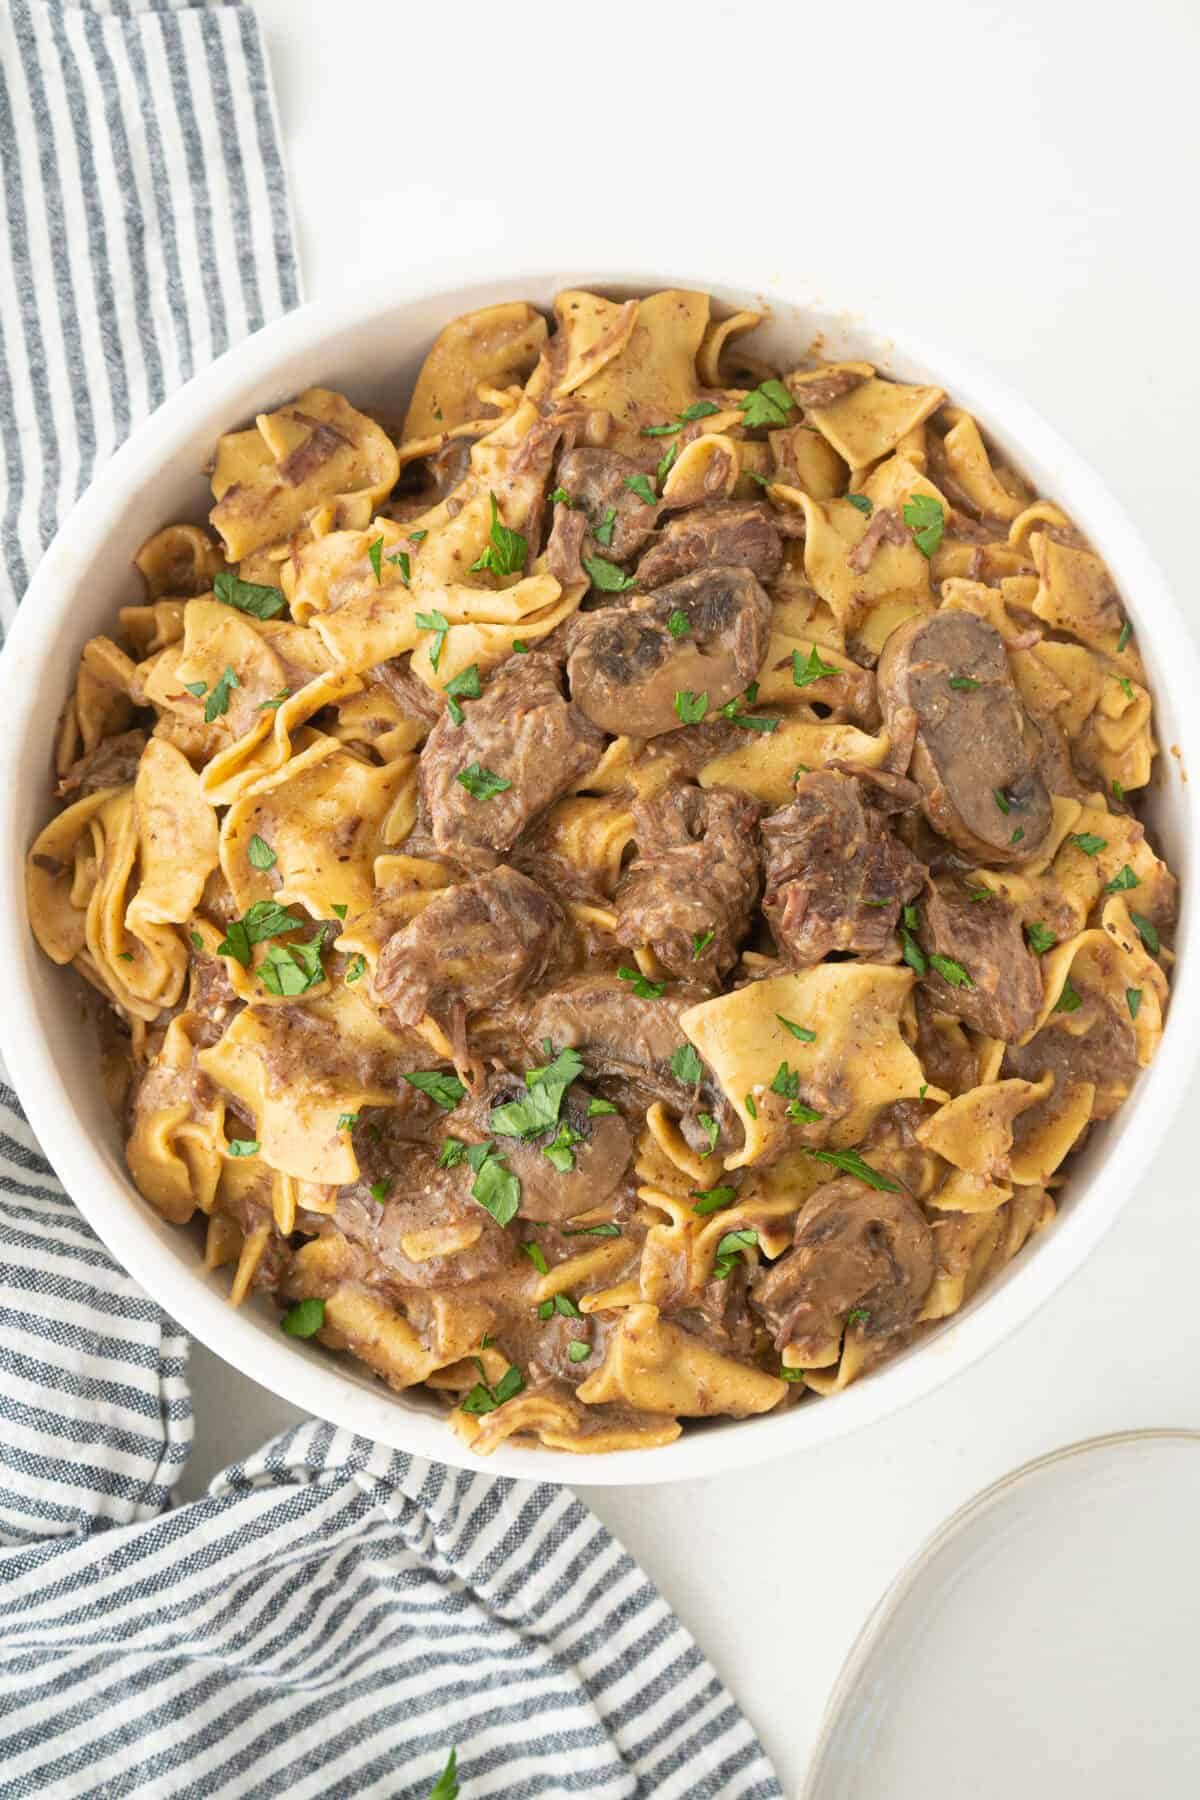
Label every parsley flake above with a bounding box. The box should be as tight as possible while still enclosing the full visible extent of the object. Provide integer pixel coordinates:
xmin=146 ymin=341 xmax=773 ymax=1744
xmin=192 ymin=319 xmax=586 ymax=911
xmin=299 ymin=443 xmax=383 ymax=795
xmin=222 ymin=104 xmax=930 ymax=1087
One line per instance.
xmin=403 ymin=1070 xmax=467 ymax=1109
xmin=618 ymin=965 xmax=667 ymax=1000
xmin=641 ymin=399 xmax=721 ymax=437
xmin=993 ymin=787 xmax=1011 ymax=815
xmin=471 ymin=1150 xmax=521 ymax=1226
xmin=438 ymin=1137 xmax=467 ymax=1168
xmin=1069 ymin=832 xmax=1107 ymax=856
xmin=1126 ymin=987 xmax=1142 ymax=1019
xmin=460 ymin=1362 xmax=524 ymax=1415
xmin=587 ymin=1097 xmax=619 ymax=1117
xmin=1104 ymin=865 xmax=1139 ymax=893
xmin=739 ymin=379 xmax=794 ymax=430
xmin=543 ymin=1122 xmax=583 ymax=1173
xmin=697 ymin=1112 xmax=720 ymax=1156
xmin=386 ymin=550 xmax=412 ymax=586
xmin=770 ymin=1062 xmax=800 ymax=1100
xmin=846 ymin=493 xmax=873 ymax=516
xmin=583 ymin=554 xmax=637 ymax=593
xmin=593 ymin=507 xmax=617 ymax=548
xmin=567 ymin=1340 xmax=591 ymax=1363
xmin=929 ymin=953 xmax=974 ymax=989
xmin=227 ymin=1139 xmax=259 ymax=1157
xmin=456 ymin=762 xmax=512 ymax=801
xmin=804 ymin=1148 xmax=900 ymax=1192
xmin=258 ymin=930 xmax=327 ymax=997
xmin=1130 ymin=911 xmax=1160 ymax=954
xmin=670 ymin=1043 xmax=703 ymax=1085
xmin=624 ymin=473 xmax=657 ymax=506
xmin=949 ymin=675 xmax=980 ymax=691
xmin=344 ymin=953 xmax=366 ymax=984
xmin=1116 ymin=619 xmax=1132 ymax=654
xmin=247 ymin=834 xmax=276 ymax=871
xmin=692 ymin=928 xmax=714 ymax=960
xmin=691 ymin=1185 xmax=737 ymax=1216
xmin=674 ymin=689 xmax=708 ymax=724
xmin=522 ymin=1241 xmax=549 ymax=1276
xmin=902 ymin=493 xmax=945 ymax=558
xmin=1054 ymin=979 xmax=1083 ymax=1014
xmin=1025 ymin=921 xmax=1057 ymax=954
xmin=444 ymin=663 xmax=481 ymax=726
xmin=416 ymin=607 xmax=449 ymax=670
xmin=667 ymin=609 xmax=691 ymax=639
xmin=369 ymin=1178 xmax=392 ymax=1205
xmin=367 ymin=536 xmax=384 ymax=584
xmin=777 ymin=1015 xmax=816 ymax=1043
xmin=204 ymin=664 xmax=239 ymax=723
xmin=792 ymin=644 xmax=840 ymax=687
xmin=213 ymin=570 xmax=286 ymax=620
xmin=470 ymin=491 xmax=527 ymax=579
xmin=427 ymin=1747 xmax=460 ymax=1800
xmin=563 ymin=1221 xmax=622 ymax=1238
xmin=713 ymin=1227 xmax=758 ymax=1278
xmin=281 ymin=1298 xmax=324 ymax=1338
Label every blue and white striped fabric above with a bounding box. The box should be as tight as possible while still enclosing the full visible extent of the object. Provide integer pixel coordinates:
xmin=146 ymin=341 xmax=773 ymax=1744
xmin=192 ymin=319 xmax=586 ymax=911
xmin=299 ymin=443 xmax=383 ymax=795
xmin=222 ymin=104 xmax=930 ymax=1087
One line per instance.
xmin=0 ymin=4 xmax=783 ymax=1794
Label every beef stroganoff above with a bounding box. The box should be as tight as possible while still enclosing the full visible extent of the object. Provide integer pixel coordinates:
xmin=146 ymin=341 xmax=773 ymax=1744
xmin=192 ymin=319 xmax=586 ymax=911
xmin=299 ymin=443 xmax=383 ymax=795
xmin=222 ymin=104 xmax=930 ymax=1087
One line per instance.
xmin=27 ymin=289 xmax=1177 ymax=1455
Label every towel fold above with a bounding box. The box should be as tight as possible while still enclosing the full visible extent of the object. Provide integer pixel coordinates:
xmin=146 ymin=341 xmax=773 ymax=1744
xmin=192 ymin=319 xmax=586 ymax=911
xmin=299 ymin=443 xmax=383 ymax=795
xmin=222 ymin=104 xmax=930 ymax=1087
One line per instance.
xmin=0 ymin=3 xmax=782 ymax=1793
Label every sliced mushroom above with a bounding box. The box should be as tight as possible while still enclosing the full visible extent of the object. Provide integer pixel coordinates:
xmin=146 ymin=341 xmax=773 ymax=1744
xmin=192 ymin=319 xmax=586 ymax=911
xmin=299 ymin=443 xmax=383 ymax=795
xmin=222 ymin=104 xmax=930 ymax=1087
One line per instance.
xmin=876 ymin=610 xmax=1052 ymax=864
xmin=461 ymin=1071 xmax=633 ymax=1223
xmin=332 ymin=1134 xmax=518 ymax=1289
xmin=524 ymin=973 xmax=708 ymax=1106
xmin=751 ymin=1176 xmax=934 ymax=1359
xmin=566 ymin=565 xmax=771 ymax=738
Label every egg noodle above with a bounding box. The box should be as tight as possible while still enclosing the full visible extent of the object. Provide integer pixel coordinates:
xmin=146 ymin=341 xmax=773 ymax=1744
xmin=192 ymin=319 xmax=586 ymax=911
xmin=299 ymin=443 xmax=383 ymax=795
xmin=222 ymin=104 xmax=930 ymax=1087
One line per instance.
xmin=27 ymin=290 xmax=1176 ymax=1454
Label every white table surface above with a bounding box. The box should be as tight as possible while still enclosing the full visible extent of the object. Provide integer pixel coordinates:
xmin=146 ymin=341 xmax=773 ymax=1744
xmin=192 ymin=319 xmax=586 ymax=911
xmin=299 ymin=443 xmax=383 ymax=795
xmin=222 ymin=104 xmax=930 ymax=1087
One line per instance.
xmin=180 ymin=2 xmax=1200 ymax=1792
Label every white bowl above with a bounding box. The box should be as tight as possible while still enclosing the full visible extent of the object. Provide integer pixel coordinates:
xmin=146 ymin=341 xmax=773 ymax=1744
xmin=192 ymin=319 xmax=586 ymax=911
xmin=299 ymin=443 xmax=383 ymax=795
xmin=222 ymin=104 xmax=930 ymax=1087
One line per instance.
xmin=3 ymin=263 xmax=1197 ymax=1486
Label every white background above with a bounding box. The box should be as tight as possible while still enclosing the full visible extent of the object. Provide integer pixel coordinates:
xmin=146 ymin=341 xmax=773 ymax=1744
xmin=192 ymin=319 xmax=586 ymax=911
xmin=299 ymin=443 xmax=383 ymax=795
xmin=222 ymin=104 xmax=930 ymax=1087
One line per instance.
xmin=179 ymin=2 xmax=1200 ymax=1792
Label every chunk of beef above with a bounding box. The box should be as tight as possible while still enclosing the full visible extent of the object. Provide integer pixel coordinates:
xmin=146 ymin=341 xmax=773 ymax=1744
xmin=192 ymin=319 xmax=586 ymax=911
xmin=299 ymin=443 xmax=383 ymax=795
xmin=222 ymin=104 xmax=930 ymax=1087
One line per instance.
xmin=58 ymin=728 xmax=147 ymax=798
xmin=566 ymin=565 xmax=771 ymax=738
xmin=1002 ymin=971 xmax=1137 ymax=1121
xmin=459 ymin=1069 xmax=633 ymax=1223
xmin=638 ymin=502 xmax=783 ymax=591
xmin=332 ymin=1136 xmax=517 ymax=1289
xmin=545 ymin=502 xmax=589 ymax=586
xmin=420 ymin=651 xmax=604 ymax=863
xmin=761 ymin=770 xmax=927 ymax=965
xmin=615 ymin=782 xmax=762 ymax=983
xmin=877 ymin=610 xmax=1052 ymax=864
xmin=372 ymin=866 xmax=569 ymax=1030
xmin=554 ymin=447 xmax=660 ymax=561
xmin=845 ymin=506 xmax=908 ymax=575
xmin=919 ymin=879 xmax=1042 ymax=1042
xmin=751 ymin=1176 xmax=934 ymax=1358
xmin=786 ymin=367 xmax=870 ymax=410
xmin=186 ymin=949 xmax=241 ymax=1048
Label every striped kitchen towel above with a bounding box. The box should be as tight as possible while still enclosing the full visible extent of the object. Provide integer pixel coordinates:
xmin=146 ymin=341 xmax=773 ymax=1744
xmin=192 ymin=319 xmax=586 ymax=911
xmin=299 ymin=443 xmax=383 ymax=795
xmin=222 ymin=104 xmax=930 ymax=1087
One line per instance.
xmin=0 ymin=3 xmax=782 ymax=1796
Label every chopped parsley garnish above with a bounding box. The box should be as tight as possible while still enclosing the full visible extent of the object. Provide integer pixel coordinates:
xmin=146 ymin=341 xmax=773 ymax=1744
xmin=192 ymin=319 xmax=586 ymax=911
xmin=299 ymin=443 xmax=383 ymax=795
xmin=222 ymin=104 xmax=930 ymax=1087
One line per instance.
xmin=563 ymin=1221 xmax=622 ymax=1238
xmin=804 ymin=1147 xmax=901 ymax=1192
xmin=929 ymin=953 xmax=973 ymax=989
xmin=846 ymin=493 xmax=873 ymax=516
xmin=522 ymin=1241 xmax=549 ymax=1276
xmin=770 ymin=1061 xmax=800 ymax=1099
xmin=387 ymin=550 xmax=412 ymax=586
xmin=1011 ymin=827 xmax=1025 ymax=845
xmin=456 ymin=762 xmax=512 ymax=801
xmin=227 ymin=1139 xmax=259 ymax=1157
xmin=217 ymin=898 xmax=303 ymax=967
xmin=792 ymin=644 xmax=840 ymax=687
xmin=1116 ymin=619 xmax=1132 ymax=654
xmin=618 ymin=965 xmax=666 ymax=1000
xmin=691 ymin=1185 xmax=737 ymax=1216
xmin=367 ymin=536 xmax=384 ymax=583
xmin=337 ymin=1112 xmax=359 ymax=1133
xmin=721 ymin=696 xmax=780 ymax=734
xmin=697 ymin=1112 xmax=720 ymax=1156
xmin=641 ymin=399 xmax=721 ymax=438
xmin=344 ymin=953 xmax=366 ymax=984
xmin=1112 ymin=779 xmax=1125 ymax=801
xmin=489 ymin=1047 xmax=584 ymax=1140
xmin=786 ymin=1100 xmax=824 ymax=1123
xmin=583 ymin=554 xmax=637 ymax=593
xmin=967 ymin=887 xmax=992 ymax=903
xmin=692 ymin=928 xmax=714 ymax=960
xmin=470 ymin=491 xmax=527 ymax=578
xmin=587 ymin=1097 xmax=619 ymax=1118
xmin=567 ymin=1341 xmax=591 ymax=1363
xmin=403 ymin=1069 xmax=467 ymax=1110
xmin=548 ymin=486 xmax=575 ymax=508
xmin=409 ymin=529 xmax=428 ymax=543
xmin=1104 ymin=865 xmax=1139 ymax=893
xmin=744 ymin=1093 xmax=758 ymax=1119
xmin=511 ymin=639 xmax=529 ymax=653
xmin=902 ymin=492 xmax=945 ymax=558
xmin=1053 ymin=979 xmax=1083 ymax=1014
xmin=744 ymin=469 xmax=773 ymax=489
xmin=256 ymin=688 xmax=291 ymax=711
xmin=667 ymin=609 xmax=691 ymax=639
xmin=247 ymin=834 xmax=276 ymax=871
xmin=438 ymin=1136 xmax=467 ymax=1168
xmin=369 ymin=1178 xmax=392 ymax=1205
xmin=189 ymin=931 xmax=203 ymax=951
xmin=543 ymin=1122 xmax=583 ymax=1173
xmin=949 ymin=675 xmax=980 ymax=691
xmin=656 ymin=439 xmax=680 ymax=485
xmin=537 ymin=1299 xmax=553 ymax=1320
xmin=1126 ymin=988 xmax=1142 ymax=1019
xmin=460 ymin=1361 xmax=524 ymax=1415
xmin=739 ymin=379 xmax=794 ymax=430
xmin=776 ymin=1015 xmax=816 ymax=1043
xmin=117 ymin=951 xmax=133 ymax=961
xmin=780 ymin=1366 xmax=806 ymax=1383
xmin=471 ymin=1149 xmax=521 ymax=1226
xmin=993 ymin=787 xmax=1011 ymax=815
xmin=899 ymin=902 xmax=926 ymax=975
xmin=1118 ymin=677 xmax=1134 ymax=700
xmin=416 ymin=608 xmax=449 ymax=671
xmin=258 ymin=929 xmax=327 ymax=996
xmin=203 ymin=664 xmax=239 ymax=723
xmin=444 ymin=662 xmax=481 ymax=726
xmin=1130 ymin=911 xmax=1160 ymax=954
xmin=674 ymin=689 xmax=707 ymax=724
xmin=713 ymin=1227 xmax=758 ymax=1279
xmin=213 ymin=570 xmax=286 ymax=619
xmin=593 ymin=507 xmax=617 ymax=548
xmin=331 ymin=904 xmax=348 ymax=919
xmin=553 ymin=1293 xmax=582 ymax=1319
xmin=625 ymin=472 xmax=657 ymax=506
xmin=427 ymin=1747 xmax=459 ymax=1800
xmin=918 ymin=1083 xmax=928 ymax=1100
xmin=281 ymin=1297 xmax=324 ymax=1338
xmin=1069 ymin=832 xmax=1107 ymax=856
xmin=846 ymin=1306 xmax=871 ymax=1328
xmin=670 ymin=1043 xmax=703 ymax=1085
xmin=1025 ymin=921 xmax=1057 ymax=954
